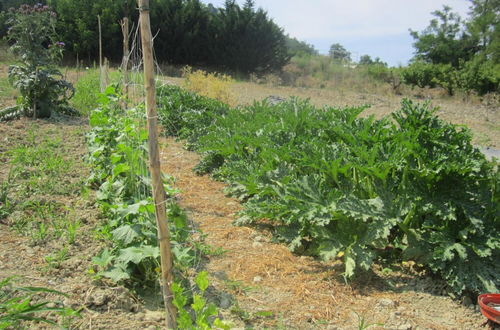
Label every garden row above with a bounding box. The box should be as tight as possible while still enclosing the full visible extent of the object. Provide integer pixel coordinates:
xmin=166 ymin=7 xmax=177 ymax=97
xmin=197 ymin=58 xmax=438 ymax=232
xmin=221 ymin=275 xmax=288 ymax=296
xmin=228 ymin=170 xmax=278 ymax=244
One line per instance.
xmin=86 ymin=87 xmax=228 ymax=328
xmin=158 ymin=85 xmax=499 ymax=297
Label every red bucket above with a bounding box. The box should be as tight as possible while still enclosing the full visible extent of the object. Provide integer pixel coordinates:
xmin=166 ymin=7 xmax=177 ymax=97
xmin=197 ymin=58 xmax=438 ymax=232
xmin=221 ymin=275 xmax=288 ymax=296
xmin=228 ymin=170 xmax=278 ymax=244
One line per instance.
xmin=478 ymin=293 xmax=500 ymax=324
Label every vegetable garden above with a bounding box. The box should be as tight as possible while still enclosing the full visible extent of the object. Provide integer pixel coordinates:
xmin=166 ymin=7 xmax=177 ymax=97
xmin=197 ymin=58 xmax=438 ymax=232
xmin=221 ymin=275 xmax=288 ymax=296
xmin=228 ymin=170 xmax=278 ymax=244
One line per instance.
xmin=0 ymin=0 xmax=499 ymax=328
xmin=157 ymin=85 xmax=499 ymax=297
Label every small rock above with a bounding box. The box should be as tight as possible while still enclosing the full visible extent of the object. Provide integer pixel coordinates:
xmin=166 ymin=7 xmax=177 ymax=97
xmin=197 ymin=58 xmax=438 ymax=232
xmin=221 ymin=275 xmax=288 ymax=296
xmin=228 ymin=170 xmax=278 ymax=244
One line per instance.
xmin=462 ymin=296 xmax=473 ymax=307
xmin=252 ymin=241 xmax=263 ymax=248
xmin=144 ymin=310 xmax=164 ymax=322
xmin=253 ymin=236 xmax=264 ymax=242
xmin=376 ymin=298 xmax=396 ymax=309
xmin=397 ymin=323 xmax=412 ymax=330
xmin=253 ymin=276 xmax=262 ymax=283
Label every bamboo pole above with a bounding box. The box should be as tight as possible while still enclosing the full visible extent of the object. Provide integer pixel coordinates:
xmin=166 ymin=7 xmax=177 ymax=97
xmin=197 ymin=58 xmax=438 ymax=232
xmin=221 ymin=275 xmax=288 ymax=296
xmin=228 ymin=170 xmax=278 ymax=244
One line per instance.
xmin=137 ymin=0 xmax=177 ymax=328
xmin=98 ymin=15 xmax=104 ymax=92
xmin=121 ymin=17 xmax=130 ymax=100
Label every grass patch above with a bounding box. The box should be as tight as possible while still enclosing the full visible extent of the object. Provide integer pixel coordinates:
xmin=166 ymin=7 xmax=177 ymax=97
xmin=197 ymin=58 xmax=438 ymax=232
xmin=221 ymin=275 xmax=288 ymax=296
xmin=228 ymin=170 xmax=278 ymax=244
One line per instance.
xmin=1 ymin=124 xmax=83 ymax=246
xmin=71 ymin=68 xmax=121 ymax=115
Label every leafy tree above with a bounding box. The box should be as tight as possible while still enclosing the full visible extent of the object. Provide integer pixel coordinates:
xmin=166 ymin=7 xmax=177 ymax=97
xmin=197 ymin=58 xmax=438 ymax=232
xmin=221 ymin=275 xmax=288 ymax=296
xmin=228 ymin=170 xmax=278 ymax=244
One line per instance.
xmin=359 ymin=54 xmax=387 ymax=66
xmin=47 ymin=0 xmax=126 ymax=62
xmin=359 ymin=55 xmax=373 ymax=65
xmin=329 ymin=43 xmax=351 ymax=62
xmin=409 ymin=6 xmax=478 ymax=67
xmin=286 ymin=36 xmax=318 ymax=57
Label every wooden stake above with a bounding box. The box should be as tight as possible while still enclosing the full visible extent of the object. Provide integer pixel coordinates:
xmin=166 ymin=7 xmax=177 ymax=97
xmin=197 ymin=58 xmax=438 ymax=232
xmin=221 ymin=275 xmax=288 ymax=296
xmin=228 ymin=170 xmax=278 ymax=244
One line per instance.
xmin=121 ymin=17 xmax=130 ymax=100
xmin=137 ymin=0 xmax=177 ymax=328
xmin=98 ymin=14 xmax=104 ymax=92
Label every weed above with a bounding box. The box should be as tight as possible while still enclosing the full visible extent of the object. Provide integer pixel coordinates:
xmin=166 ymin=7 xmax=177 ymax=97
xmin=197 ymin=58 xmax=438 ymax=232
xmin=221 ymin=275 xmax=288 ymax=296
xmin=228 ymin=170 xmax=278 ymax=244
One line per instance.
xmin=71 ymin=68 xmax=121 ymax=115
xmin=0 ymin=173 xmax=13 ymax=220
xmin=0 ymin=276 xmax=79 ymax=328
xmin=355 ymin=312 xmax=384 ymax=330
xmin=65 ymin=219 xmax=80 ymax=245
xmin=182 ymin=66 xmax=236 ymax=106
xmin=45 ymin=247 xmax=69 ymax=269
xmin=224 ymin=279 xmax=253 ymax=295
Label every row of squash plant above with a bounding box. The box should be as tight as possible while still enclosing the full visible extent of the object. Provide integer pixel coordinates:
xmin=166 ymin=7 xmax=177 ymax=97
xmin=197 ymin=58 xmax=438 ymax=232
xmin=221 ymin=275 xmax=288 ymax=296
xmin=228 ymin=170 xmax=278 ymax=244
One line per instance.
xmin=157 ymin=84 xmax=499 ymax=297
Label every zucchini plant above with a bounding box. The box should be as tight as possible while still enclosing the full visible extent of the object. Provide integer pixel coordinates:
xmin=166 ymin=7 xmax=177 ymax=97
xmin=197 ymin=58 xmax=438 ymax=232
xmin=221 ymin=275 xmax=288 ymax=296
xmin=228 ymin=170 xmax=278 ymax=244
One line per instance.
xmin=158 ymin=85 xmax=499 ymax=296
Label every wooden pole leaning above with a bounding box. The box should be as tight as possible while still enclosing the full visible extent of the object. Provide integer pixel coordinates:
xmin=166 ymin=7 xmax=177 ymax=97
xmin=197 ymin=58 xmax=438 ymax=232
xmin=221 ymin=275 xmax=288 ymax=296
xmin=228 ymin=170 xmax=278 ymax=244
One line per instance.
xmin=98 ymin=14 xmax=104 ymax=92
xmin=137 ymin=0 xmax=177 ymax=328
xmin=121 ymin=17 xmax=130 ymax=101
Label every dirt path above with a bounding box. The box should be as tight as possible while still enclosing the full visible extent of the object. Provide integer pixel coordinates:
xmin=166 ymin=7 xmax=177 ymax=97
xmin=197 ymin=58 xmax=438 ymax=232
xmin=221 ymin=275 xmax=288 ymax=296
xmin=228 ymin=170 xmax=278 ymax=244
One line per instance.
xmin=160 ymin=137 xmax=488 ymax=329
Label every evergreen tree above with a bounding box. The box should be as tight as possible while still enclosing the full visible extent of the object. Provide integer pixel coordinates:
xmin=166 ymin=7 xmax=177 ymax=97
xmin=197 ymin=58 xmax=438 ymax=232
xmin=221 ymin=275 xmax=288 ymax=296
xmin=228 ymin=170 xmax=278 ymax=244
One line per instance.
xmin=467 ymin=0 xmax=500 ymax=63
xmin=286 ymin=36 xmax=318 ymax=57
xmin=210 ymin=0 xmax=289 ymax=73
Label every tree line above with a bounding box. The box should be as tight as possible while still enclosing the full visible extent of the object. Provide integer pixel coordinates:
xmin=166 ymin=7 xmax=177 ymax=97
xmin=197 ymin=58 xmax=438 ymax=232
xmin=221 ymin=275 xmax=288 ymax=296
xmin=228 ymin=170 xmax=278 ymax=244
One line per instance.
xmin=403 ymin=0 xmax=499 ymax=95
xmin=320 ymin=1 xmax=498 ymax=95
xmin=0 ymin=0 xmax=290 ymax=74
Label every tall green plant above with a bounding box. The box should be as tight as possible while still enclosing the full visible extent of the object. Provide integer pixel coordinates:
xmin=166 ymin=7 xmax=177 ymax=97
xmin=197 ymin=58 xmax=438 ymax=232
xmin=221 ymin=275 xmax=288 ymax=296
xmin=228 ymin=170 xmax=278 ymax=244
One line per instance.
xmin=3 ymin=3 xmax=75 ymax=120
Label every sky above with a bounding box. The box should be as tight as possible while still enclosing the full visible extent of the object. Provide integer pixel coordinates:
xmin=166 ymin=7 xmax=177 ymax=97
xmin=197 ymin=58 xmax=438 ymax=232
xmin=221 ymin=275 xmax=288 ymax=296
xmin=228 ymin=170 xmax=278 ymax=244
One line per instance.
xmin=200 ymin=0 xmax=472 ymax=66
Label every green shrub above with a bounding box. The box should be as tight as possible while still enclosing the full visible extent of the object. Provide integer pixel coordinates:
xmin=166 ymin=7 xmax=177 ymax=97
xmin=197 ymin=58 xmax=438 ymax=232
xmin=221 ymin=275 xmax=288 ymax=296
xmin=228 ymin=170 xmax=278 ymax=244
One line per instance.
xmin=433 ymin=63 xmax=460 ymax=95
xmin=459 ymin=57 xmax=500 ymax=95
xmin=401 ymin=61 xmax=440 ymax=89
xmin=402 ymin=59 xmax=499 ymax=95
